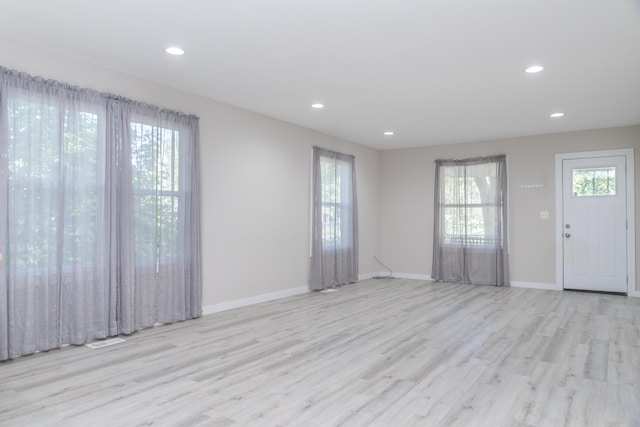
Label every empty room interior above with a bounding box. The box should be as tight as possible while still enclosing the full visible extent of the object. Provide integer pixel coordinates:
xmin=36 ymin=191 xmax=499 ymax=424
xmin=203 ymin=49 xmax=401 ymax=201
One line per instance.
xmin=1 ymin=1 xmax=640 ymax=426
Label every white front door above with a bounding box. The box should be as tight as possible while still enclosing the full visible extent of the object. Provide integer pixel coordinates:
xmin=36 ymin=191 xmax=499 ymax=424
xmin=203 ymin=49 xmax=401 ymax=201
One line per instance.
xmin=562 ymin=155 xmax=627 ymax=293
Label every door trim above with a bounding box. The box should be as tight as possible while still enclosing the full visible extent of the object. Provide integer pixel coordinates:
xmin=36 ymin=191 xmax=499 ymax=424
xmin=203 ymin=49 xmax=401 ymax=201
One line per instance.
xmin=555 ymin=149 xmax=635 ymax=295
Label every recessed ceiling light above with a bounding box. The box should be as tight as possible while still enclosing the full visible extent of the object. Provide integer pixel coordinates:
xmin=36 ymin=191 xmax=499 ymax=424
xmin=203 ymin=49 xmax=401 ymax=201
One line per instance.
xmin=550 ymin=112 xmax=564 ymax=118
xmin=311 ymin=103 xmax=324 ymax=109
xmin=525 ymin=65 xmax=544 ymax=73
xmin=165 ymin=47 xmax=185 ymax=56
xmin=383 ymin=131 xmax=394 ymax=136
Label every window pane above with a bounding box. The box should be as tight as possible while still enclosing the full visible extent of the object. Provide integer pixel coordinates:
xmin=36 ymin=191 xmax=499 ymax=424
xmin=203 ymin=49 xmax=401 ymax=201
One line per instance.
xmin=131 ymin=122 xmax=158 ymax=190
xmin=159 ymin=128 xmax=179 ymax=192
xmin=320 ymin=157 xmax=339 ymax=204
xmin=158 ymin=195 xmax=179 ymax=259
xmin=572 ymin=167 xmax=616 ymax=197
xmin=443 ymin=206 xmax=465 ymax=243
xmin=321 ymin=204 xmax=341 ymax=245
xmin=442 ymin=165 xmax=496 ymax=205
xmin=443 ymin=206 xmax=498 ymax=246
xmin=442 ymin=167 xmax=460 ymax=204
xmin=133 ymin=194 xmax=158 ymax=262
xmin=63 ymin=192 xmax=99 ymax=266
xmin=465 ymin=165 xmax=486 ymax=204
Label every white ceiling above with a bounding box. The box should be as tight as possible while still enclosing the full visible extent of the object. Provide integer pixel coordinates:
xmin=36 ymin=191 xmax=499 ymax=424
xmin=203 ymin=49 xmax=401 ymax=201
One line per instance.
xmin=0 ymin=0 xmax=639 ymax=150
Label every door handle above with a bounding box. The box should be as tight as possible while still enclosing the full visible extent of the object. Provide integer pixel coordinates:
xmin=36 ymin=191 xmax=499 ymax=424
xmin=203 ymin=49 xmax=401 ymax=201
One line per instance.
xmin=565 ymin=233 xmax=571 ymax=238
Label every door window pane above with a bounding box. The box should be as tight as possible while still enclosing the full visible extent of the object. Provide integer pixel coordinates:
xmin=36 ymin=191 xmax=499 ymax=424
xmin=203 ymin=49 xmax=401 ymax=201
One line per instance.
xmin=572 ymin=167 xmax=616 ymax=197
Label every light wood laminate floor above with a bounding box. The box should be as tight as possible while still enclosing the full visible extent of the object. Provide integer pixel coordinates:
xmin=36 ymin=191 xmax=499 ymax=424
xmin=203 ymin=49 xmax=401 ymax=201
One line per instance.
xmin=1 ymin=279 xmax=639 ymax=426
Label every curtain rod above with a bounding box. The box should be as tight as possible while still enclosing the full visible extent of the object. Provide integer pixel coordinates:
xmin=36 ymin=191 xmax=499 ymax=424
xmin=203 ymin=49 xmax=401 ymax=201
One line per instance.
xmin=312 ymin=146 xmax=356 ymax=159
xmin=434 ymin=154 xmax=507 ymax=163
xmin=0 ymin=65 xmax=199 ymax=121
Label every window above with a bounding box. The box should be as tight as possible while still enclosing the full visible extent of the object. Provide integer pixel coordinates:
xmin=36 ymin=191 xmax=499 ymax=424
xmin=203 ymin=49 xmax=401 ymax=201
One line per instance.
xmin=319 ymin=155 xmax=352 ymax=248
xmin=432 ymin=155 xmax=509 ymax=286
xmin=440 ymin=163 xmax=503 ymax=247
xmin=309 ymin=147 xmax=358 ymax=290
xmin=572 ymin=167 xmax=616 ymax=197
xmin=131 ymin=120 xmax=181 ymax=268
xmin=1 ymin=66 xmax=201 ymax=361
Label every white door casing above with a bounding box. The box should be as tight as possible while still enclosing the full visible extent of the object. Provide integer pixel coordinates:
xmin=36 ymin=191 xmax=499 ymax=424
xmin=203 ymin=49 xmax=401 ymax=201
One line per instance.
xmin=555 ymin=149 xmax=635 ymax=295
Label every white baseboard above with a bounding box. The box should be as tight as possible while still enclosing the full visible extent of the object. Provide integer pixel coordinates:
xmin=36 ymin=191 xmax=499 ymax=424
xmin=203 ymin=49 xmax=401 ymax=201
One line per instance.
xmin=393 ymin=273 xmax=434 ymax=281
xmin=628 ymin=288 xmax=640 ymax=298
xmin=510 ymin=281 xmax=562 ymax=291
xmin=359 ymin=272 xmax=433 ymax=281
xmin=202 ymin=286 xmax=309 ymax=316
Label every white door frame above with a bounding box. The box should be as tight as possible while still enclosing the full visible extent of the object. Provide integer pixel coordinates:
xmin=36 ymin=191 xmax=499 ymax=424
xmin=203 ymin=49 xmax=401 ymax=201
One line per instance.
xmin=555 ymin=148 xmax=636 ymax=295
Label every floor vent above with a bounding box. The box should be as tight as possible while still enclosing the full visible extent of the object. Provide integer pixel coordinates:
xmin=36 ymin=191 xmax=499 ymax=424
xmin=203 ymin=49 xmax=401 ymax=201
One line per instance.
xmin=320 ymin=289 xmax=337 ymax=293
xmin=86 ymin=337 xmax=126 ymax=349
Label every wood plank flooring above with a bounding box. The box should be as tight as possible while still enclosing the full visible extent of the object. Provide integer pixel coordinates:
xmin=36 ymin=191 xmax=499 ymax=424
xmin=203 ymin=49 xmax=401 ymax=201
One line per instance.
xmin=1 ymin=279 xmax=639 ymax=426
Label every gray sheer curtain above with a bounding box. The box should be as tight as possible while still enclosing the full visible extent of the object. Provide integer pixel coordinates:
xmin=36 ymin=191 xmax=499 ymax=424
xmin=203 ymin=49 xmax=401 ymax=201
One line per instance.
xmin=309 ymin=147 xmax=358 ymax=290
xmin=432 ymin=155 xmax=509 ymax=286
xmin=125 ymin=105 xmax=202 ymax=331
xmin=0 ymin=67 xmax=201 ymax=360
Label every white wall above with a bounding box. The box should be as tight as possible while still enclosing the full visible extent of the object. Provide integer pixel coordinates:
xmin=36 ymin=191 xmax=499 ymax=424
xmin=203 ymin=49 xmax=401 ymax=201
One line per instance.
xmin=0 ymin=37 xmax=381 ymax=308
xmin=379 ymin=126 xmax=640 ymax=292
